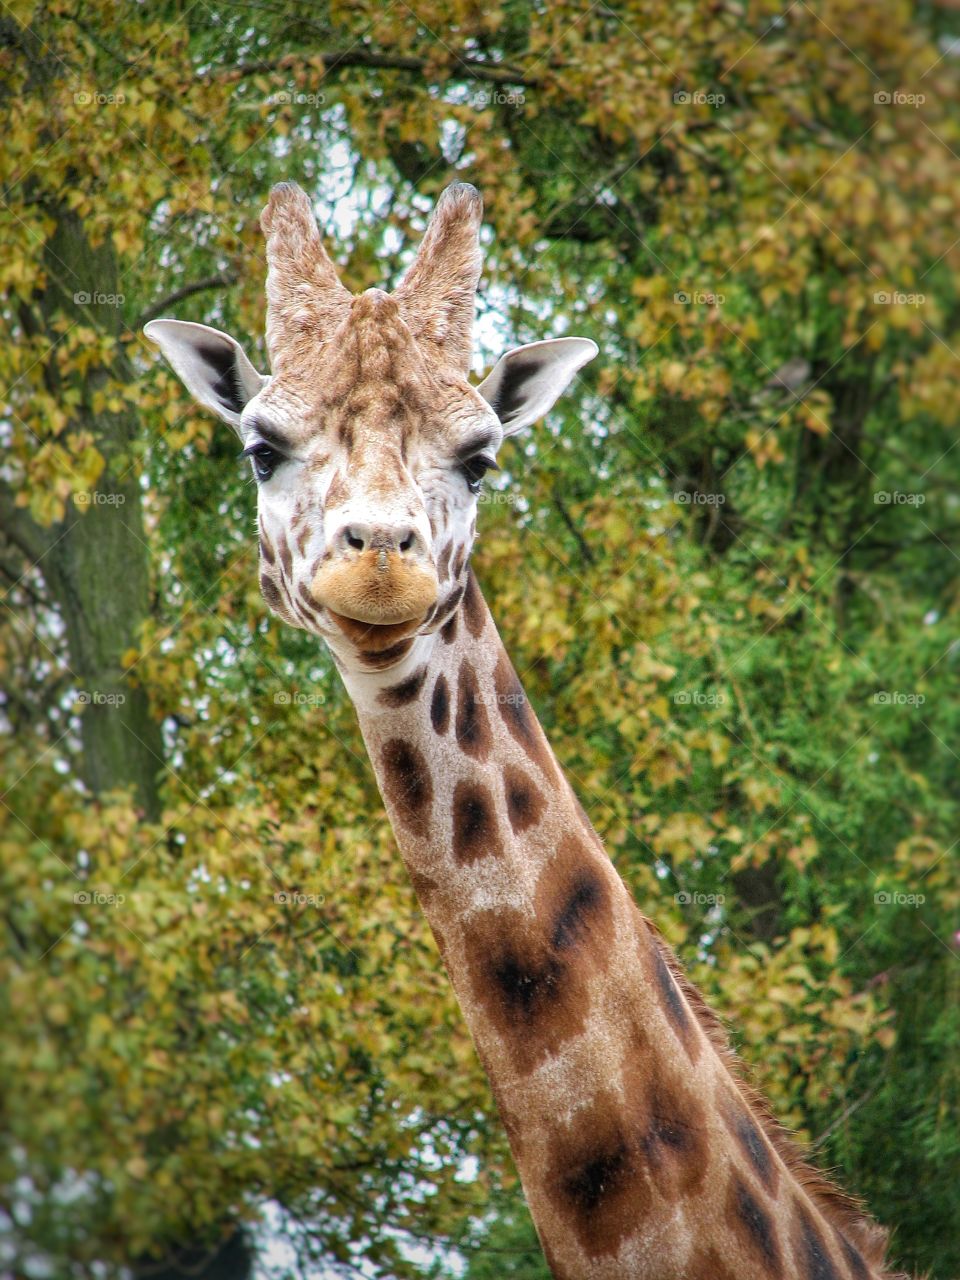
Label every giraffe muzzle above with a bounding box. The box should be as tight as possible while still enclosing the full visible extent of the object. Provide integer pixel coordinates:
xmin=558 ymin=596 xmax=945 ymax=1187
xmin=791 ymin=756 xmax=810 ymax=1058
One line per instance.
xmin=311 ymin=548 xmax=439 ymax=628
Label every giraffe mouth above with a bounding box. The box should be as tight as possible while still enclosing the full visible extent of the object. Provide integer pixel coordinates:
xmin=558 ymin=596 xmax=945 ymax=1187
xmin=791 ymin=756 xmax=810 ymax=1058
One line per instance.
xmin=311 ymin=551 xmax=439 ymax=649
xmin=325 ymin=610 xmax=427 ymax=652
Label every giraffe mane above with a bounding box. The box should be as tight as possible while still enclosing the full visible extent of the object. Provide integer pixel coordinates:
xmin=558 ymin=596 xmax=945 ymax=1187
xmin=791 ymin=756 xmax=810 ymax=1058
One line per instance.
xmin=646 ymin=923 xmax=913 ymax=1280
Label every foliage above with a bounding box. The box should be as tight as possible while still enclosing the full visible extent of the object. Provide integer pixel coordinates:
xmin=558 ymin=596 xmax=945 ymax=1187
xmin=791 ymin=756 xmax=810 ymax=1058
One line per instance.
xmin=1 ymin=1 xmax=958 ymax=1277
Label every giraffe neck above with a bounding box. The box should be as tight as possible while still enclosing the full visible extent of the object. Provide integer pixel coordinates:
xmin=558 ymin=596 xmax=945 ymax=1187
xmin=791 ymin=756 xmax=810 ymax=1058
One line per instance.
xmin=337 ymin=570 xmax=891 ymax=1280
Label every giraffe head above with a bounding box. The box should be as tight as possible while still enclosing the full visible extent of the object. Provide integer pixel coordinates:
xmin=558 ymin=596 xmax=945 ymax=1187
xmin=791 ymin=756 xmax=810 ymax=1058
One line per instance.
xmin=145 ymin=182 xmax=596 ymax=667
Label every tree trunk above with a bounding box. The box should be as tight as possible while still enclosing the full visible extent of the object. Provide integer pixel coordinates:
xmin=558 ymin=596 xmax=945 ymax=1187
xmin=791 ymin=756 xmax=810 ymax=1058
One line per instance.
xmin=24 ymin=203 xmax=165 ymax=819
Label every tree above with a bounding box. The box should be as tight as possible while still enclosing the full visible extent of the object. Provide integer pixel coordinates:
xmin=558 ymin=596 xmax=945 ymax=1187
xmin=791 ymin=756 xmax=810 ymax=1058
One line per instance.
xmin=2 ymin=2 xmax=957 ymax=1276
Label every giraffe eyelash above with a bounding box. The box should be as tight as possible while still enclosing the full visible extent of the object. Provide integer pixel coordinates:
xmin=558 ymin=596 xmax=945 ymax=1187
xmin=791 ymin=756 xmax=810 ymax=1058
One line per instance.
xmin=241 ymin=441 xmax=284 ymax=481
xmin=458 ymin=453 xmax=499 ymax=493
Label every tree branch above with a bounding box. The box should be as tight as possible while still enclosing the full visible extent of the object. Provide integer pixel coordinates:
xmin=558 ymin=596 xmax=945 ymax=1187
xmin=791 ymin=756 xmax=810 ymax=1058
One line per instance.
xmin=553 ymin=493 xmax=596 ymax=565
xmin=136 ymin=270 xmax=239 ymax=327
xmin=209 ymin=49 xmax=540 ymax=89
xmin=0 ymin=480 xmax=54 ymax=564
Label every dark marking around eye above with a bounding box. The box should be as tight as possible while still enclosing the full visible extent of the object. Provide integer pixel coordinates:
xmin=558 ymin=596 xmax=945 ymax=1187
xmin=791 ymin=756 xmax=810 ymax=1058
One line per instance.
xmin=246 ymin=419 xmax=291 ymax=452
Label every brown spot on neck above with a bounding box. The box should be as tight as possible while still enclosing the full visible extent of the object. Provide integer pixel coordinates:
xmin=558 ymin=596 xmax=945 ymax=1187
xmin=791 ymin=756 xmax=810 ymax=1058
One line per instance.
xmin=545 ymin=1089 xmax=651 ymax=1260
xmin=793 ymin=1203 xmax=841 ymax=1280
xmin=455 ymin=658 xmax=492 ymax=760
xmin=492 ymin=649 xmax=556 ymax=778
xmin=721 ymin=1095 xmax=780 ymax=1196
xmin=452 ymin=780 xmax=503 ymax=864
xmin=359 ymin=637 xmax=415 ymax=669
xmin=430 ymin=673 xmax=450 ymax=735
xmin=434 ymin=583 xmax=464 ymax=630
xmin=502 ymin=765 xmax=546 ymax=835
xmin=379 ymin=738 xmax=433 ymax=839
xmin=379 ymin=664 xmax=429 ymax=708
xmin=647 ymin=930 xmax=701 ymax=1063
xmin=461 ymin=567 xmax=487 ymax=637
xmin=730 ymin=1176 xmax=783 ymax=1275
xmin=461 ymin=835 xmax=614 ymax=1074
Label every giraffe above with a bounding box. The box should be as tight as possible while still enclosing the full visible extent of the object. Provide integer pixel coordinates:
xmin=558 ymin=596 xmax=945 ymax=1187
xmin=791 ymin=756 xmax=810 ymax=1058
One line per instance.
xmin=144 ymin=181 xmax=907 ymax=1280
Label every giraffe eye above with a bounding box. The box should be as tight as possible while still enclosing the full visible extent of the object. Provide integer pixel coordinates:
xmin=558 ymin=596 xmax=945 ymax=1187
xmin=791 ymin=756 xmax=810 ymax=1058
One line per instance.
xmin=459 ymin=453 xmax=498 ymax=494
xmin=241 ymin=442 xmax=282 ymax=482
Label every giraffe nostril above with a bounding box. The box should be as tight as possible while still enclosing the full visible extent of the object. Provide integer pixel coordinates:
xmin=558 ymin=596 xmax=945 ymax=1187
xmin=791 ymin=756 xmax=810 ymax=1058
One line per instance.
xmin=344 ymin=527 xmax=366 ymax=552
xmin=398 ymin=531 xmax=415 ymax=553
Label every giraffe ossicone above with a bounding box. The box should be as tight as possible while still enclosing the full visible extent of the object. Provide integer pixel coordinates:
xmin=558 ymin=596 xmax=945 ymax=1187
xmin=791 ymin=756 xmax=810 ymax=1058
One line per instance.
xmin=145 ymin=182 xmax=906 ymax=1280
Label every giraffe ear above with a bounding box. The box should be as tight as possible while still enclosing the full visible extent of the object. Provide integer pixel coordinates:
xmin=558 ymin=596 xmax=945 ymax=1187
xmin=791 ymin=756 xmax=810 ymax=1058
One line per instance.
xmin=476 ymin=338 xmax=598 ymax=436
xmin=143 ymin=319 xmax=267 ymax=433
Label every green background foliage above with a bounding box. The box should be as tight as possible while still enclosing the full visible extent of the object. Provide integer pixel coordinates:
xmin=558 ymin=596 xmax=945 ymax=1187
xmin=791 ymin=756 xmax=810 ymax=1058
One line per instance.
xmin=1 ymin=1 xmax=958 ymax=1276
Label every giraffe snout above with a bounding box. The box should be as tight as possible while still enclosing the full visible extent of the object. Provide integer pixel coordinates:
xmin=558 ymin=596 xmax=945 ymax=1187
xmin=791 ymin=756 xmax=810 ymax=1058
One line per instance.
xmin=312 ymin=517 xmax=438 ymax=627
